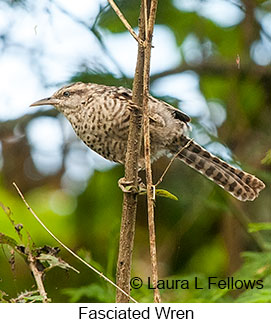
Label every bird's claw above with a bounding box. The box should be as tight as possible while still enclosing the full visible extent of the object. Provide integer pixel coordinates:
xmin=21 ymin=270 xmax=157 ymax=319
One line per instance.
xmin=118 ymin=177 xmax=145 ymax=194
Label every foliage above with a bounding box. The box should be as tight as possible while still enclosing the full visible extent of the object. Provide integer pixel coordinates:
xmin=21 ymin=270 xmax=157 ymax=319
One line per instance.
xmin=0 ymin=202 xmax=78 ymax=302
xmin=261 ymin=150 xmax=271 ymax=166
xmin=248 ymin=222 xmax=271 ymax=233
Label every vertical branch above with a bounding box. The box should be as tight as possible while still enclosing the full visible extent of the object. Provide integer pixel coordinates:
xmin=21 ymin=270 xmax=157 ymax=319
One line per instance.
xmin=116 ymin=4 xmax=145 ymax=303
xmin=28 ymin=252 xmax=48 ymax=303
xmin=142 ymin=0 xmax=161 ymax=303
xmin=114 ymin=0 xmax=160 ymax=302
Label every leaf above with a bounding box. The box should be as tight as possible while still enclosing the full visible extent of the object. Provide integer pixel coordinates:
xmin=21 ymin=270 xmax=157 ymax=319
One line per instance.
xmin=261 ymin=150 xmax=271 ymax=165
xmin=37 ymin=253 xmax=79 ymax=274
xmin=0 ymin=290 xmax=9 ymax=303
xmin=139 ymin=188 xmax=178 ymax=201
xmin=156 ymin=189 xmax=179 ymax=201
xmin=0 ymin=232 xmax=27 ymax=259
xmin=248 ymin=222 xmax=271 ymax=233
xmin=0 ymin=233 xmax=18 ymax=249
xmin=10 ymin=290 xmax=45 ymax=303
xmin=21 ymin=294 xmax=45 ymax=303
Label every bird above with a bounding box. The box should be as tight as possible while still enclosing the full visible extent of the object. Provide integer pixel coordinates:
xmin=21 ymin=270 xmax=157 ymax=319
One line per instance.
xmin=30 ymin=82 xmax=265 ymax=201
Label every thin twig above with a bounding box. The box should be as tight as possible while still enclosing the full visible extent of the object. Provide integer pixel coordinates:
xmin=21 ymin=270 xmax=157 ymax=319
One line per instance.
xmin=142 ymin=0 xmax=161 ymax=303
xmin=53 ymin=1 xmax=126 ymax=78
xmin=155 ymin=139 xmax=194 ymax=187
xmin=12 ymin=182 xmax=137 ymax=303
xmin=227 ymin=0 xmax=245 ymax=12
xmin=144 ymin=0 xmax=149 ymax=40
xmin=150 ymin=61 xmax=271 ymax=83
xmin=107 ymin=0 xmax=144 ymax=45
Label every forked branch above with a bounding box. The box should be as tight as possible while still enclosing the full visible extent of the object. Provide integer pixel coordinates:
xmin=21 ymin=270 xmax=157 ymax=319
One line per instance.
xmin=115 ymin=0 xmax=161 ymax=303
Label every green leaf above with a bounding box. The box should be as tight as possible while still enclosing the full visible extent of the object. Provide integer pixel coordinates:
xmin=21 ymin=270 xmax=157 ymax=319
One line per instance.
xmin=139 ymin=188 xmax=178 ymax=200
xmin=261 ymin=150 xmax=271 ymax=165
xmin=19 ymin=294 xmax=45 ymax=303
xmin=0 ymin=232 xmax=18 ymax=249
xmin=248 ymin=222 xmax=271 ymax=233
xmin=0 ymin=290 xmax=9 ymax=303
xmin=155 ymin=189 xmax=179 ymax=201
xmin=11 ymin=290 xmax=45 ymax=303
xmin=37 ymin=254 xmax=79 ymax=274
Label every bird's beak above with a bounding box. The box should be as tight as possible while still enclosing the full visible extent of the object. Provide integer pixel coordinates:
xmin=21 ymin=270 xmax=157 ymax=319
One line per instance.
xmin=30 ymin=97 xmax=59 ymax=107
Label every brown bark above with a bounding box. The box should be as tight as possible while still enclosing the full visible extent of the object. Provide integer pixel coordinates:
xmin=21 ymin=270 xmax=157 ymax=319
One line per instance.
xmin=142 ymin=0 xmax=161 ymax=303
xmin=116 ymin=0 xmax=161 ymax=303
xmin=116 ymin=3 xmax=145 ymax=303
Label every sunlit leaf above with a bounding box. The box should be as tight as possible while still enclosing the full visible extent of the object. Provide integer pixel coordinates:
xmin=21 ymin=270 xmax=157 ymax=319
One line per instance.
xmin=156 ymin=189 xmax=178 ymax=201
xmin=248 ymin=222 xmax=271 ymax=233
xmin=0 ymin=290 xmax=9 ymax=303
xmin=37 ymin=254 xmax=79 ymax=274
xmin=10 ymin=290 xmax=45 ymax=303
xmin=0 ymin=233 xmax=20 ymax=252
xmin=261 ymin=150 xmax=271 ymax=165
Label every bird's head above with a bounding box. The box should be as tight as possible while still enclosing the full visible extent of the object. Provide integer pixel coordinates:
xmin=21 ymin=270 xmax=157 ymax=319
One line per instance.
xmin=30 ymin=82 xmax=90 ymax=114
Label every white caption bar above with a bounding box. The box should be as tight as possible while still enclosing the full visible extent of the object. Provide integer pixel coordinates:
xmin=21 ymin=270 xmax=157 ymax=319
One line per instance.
xmin=0 ymin=303 xmax=270 ymax=323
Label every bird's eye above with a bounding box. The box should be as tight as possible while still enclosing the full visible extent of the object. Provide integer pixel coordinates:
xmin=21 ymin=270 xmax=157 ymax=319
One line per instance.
xmin=63 ymin=91 xmax=70 ymax=97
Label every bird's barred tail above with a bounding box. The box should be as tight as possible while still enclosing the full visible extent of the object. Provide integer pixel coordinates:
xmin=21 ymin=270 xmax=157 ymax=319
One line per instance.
xmin=176 ymin=136 xmax=265 ymax=201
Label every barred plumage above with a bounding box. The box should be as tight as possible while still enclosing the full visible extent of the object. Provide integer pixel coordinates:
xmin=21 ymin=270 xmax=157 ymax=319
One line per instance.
xmin=30 ymin=82 xmax=265 ymax=201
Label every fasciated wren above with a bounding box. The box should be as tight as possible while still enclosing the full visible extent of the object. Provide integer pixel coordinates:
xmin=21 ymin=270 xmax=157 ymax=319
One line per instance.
xmin=31 ymin=82 xmax=265 ymax=201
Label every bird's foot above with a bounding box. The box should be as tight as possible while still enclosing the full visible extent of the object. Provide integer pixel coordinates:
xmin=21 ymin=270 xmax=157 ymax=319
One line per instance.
xmin=118 ymin=177 xmax=145 ymax=194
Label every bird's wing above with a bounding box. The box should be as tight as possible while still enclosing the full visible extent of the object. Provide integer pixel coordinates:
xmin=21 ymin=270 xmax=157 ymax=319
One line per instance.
xmin=112 ymin=86 xmax=191 ymax=124
xmin=148 ymin=96 xmax=191 ymax=124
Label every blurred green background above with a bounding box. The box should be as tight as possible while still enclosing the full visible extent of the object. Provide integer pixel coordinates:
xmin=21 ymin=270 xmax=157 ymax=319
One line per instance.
xmin=0 ymin=0 xmax=271 ymax=302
